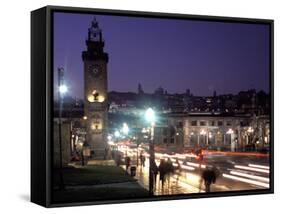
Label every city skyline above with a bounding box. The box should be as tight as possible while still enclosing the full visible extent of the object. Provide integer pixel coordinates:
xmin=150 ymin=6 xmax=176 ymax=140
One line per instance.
xmin=53 ymin=12 xmax=270 ymax=99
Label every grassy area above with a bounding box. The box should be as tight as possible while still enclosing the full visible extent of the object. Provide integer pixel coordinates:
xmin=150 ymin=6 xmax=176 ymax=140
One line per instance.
xmin=53 ymin=165 xmax=136 ymax=186
xmin=52 ymin=165 xmax=149 ymax=203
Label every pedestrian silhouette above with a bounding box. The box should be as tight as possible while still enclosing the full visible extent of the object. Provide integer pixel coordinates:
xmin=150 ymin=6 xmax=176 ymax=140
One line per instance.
xmin=151 ymin=160 xmax=159 ymax=189
xmin=200 ymin=165 xmax=217 ymax=192
xmin=125 ymin=156 xmax=131 ymax=173
xmin=140 ymin=153 xmax=146 ymax=167
xmin=158 ymin=159 xmax=167 ymax=189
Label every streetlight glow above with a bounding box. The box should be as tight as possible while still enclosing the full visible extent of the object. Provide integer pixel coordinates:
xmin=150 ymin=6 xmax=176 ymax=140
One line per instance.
xmin=122 ymin=123 xmax=129 ymax=135
xmin=59 ymin=84 xmax=68 ymax=94
xmin=200 ymin=129 xmax=206 ymax=135
xmin=145 ymin=108 xmax=156 ymax=124
xmin=227 ymin=128 xmax=234 ymax=134
xmin=114 ymin=130 xmax=120 ymax=138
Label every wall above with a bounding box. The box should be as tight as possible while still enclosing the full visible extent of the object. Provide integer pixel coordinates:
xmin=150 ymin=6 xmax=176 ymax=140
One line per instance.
xmin=0 ymin=0 xmax=280 ymax=213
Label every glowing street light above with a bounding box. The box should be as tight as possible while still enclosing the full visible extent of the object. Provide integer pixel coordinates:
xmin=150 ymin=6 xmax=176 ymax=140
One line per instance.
xmin=114 ymin=130 xmax=120 ymax=138
xmin=122 ymin=123 xmax=129 ymax=135
xmin=227 ymin=128 xmax=234 ymax=134
xmin=247 ymin=127 xmax=254 ymax=133
xmin=145 ymin=108 xmax=156 ymax=125
xmin=200 ymin=129 xmax=206 ymax=135
xmin=59 ymin=84 xmax=68 ymax=94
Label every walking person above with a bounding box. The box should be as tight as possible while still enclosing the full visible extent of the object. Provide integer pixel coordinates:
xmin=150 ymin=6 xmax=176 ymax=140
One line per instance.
xmin=125 ymin=156 xmax=131 ymax=173
xmin=158 ymin=159 xmax=166 ymax=189
xmin=151 ymin=160 xmax=159 ymax=190
xmin=140 ymin=153 xmax=146 ymax=167
xmin=200 ymin=165 xmax=217 ymax=193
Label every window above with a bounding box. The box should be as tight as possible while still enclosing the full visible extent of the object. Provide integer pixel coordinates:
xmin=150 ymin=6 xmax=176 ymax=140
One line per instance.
xmin=218 ymin=121 xmax=223 ymax=126
xmin=226 ymin=121 xmax=232 ymax=126
xmin=200 ymin=121 xmax=206 ymax=126
xmin=170 ymin=138 xmax=175 ymax=144
xmin=210 ymin=121 xmax=216 ymax=126
xmin=191 ymin=121 xmax=197 ymax=126
xmin=177 ymin=121 xmax=183 ymax=128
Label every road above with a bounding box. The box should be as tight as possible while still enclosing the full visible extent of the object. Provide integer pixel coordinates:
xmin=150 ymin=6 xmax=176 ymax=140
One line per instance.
xmin=119 ymin=146 xmax=270 ymax=195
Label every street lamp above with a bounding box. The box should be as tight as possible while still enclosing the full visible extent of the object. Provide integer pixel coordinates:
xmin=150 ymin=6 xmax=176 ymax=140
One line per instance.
xmin=227 ymin=128 xmax=234 ymax=134
xmin=59 ymin=85 xmax=68 ymax=94
xmin=122 ymin=123 xmax=129 ymax=135
xmin=145 ymin=108 xmax=156 ymax=196
xmin=57 ymin=67 xmax=67 ymax=190
xmin=114 ymin=130 xmax=120 ymax=138
xmin=145 ymin=108 xmax=156 ymax=125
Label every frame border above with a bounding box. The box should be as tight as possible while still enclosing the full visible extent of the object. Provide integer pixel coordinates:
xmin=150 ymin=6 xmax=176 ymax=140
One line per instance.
xmin=43 ymin=5 xmax=274 ymax=207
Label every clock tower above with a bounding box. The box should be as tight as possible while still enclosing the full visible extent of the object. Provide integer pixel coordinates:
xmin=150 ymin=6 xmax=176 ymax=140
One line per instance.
xmin=82 ymin=18 xmax=108 ymax=159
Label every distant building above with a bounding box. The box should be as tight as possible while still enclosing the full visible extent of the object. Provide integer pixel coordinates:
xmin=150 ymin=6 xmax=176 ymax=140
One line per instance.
xmin=153 ymin=112 xmax=270 ymax=152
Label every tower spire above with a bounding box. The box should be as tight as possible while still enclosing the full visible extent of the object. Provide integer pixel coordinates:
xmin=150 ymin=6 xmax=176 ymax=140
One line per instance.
xmin=88 ymin=17 xmax=102 ymax=42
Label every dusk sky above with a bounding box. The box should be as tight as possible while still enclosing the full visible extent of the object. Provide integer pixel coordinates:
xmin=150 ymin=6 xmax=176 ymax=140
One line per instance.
xmin=53 ymin=12 xmax=270 ymax=99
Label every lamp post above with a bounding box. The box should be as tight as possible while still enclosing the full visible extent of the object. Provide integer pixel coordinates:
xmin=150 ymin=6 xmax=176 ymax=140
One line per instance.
xmin=145 ymin=108 xmax=156 ymax=196
xmin=58 ymin=67 xmax=67 ymax=190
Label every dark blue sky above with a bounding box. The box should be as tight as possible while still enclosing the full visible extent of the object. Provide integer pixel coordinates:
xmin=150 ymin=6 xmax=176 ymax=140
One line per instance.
xmin=53 ymin=12 xmax=270 ymax=98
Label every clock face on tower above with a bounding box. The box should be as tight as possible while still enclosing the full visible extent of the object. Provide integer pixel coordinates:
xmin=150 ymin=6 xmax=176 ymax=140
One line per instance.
xmin=90 ymin=65 xmax=101 ymax=77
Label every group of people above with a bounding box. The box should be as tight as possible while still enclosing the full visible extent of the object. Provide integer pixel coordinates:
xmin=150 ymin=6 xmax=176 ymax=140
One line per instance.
xmin=115 ymin=150 xmax=220 ymax=193
xmin=158 ymin=158 xmax=178 ymax=188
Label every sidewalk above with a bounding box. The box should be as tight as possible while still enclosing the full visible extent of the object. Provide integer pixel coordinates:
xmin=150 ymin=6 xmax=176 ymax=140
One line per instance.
xmin=52 ymin=163 xmax=149 ymax=203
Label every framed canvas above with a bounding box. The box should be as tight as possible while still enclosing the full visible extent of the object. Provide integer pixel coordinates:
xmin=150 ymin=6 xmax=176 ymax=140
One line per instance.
xmin=31 ymin=5 xmax=274 ymax=207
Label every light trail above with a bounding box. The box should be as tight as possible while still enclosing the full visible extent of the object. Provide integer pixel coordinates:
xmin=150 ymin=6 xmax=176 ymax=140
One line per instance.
xmin=223 ymin=173 xmax=269 ymax=188
xmin=186 ymin=161 xmax=206 ymax=169
xmin=181 ymin=165 xmax=195 ymax=171
xmin=203 ymin=150 xmax=269 ymax=157
xmin=230 ymin=170 xmax=269 ymax=183
xmin=234 ymin=165 xmax=269 ymax=174
xmin=248 ymin=164 xmax=270 ymax=170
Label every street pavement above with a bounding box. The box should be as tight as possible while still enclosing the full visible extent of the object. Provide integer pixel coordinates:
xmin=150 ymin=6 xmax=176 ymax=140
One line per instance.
xmin=120 ymin=148 xmax=270 ymax=196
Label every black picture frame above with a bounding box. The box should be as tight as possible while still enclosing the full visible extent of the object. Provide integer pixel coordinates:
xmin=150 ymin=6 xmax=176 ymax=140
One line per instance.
xmin=31 ymin=5 xmax=274 ymax=208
